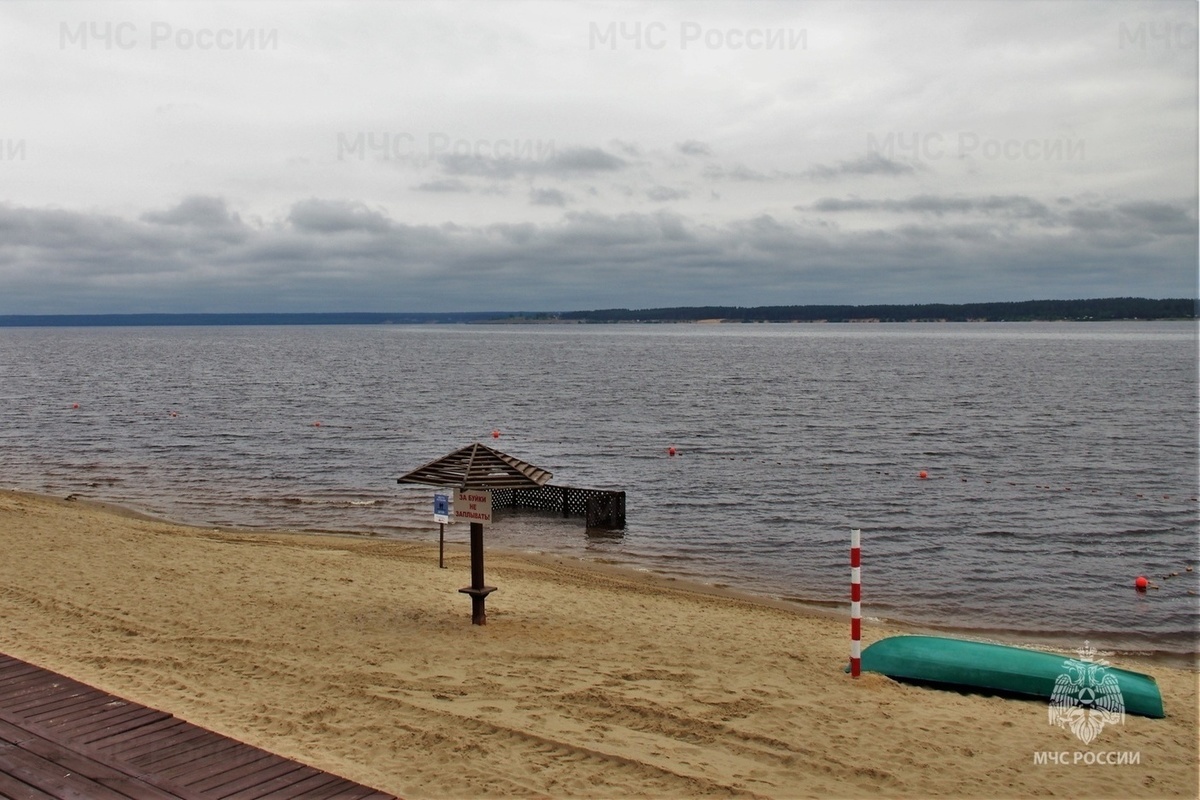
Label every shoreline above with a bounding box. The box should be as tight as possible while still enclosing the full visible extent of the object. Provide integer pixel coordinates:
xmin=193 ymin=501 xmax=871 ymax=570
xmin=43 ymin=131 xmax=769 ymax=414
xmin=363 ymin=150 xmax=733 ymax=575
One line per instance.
xmin=1 ymin=488 xmax=1197 ymax=797
xmin=15 ymin=486 xmax=1199 ymax=666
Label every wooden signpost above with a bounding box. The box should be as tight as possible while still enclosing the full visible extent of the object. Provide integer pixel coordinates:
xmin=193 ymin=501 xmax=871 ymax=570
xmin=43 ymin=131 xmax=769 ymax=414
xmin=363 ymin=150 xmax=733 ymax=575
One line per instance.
xmin=456 ymin=489 xmax=495 ymax=624
xmin=433 ymin=492 xmax=450 ymax=568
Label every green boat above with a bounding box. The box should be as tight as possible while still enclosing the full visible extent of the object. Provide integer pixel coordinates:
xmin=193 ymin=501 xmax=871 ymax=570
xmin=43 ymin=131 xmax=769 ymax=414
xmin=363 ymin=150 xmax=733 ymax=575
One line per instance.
xmin=856 ymin=635 xmax=1166 ymax=719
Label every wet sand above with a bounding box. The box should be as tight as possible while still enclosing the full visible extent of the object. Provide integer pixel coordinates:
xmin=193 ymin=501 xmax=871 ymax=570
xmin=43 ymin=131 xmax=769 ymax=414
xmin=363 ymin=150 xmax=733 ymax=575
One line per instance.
xmin=0 ymin=489 xmax=1196 ymax=798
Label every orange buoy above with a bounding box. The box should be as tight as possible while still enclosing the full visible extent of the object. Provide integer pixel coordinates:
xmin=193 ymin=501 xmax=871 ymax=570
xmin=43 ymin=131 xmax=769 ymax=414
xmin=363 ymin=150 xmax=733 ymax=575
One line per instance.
xmin=918 ymin=470 xmax=928 ymax=480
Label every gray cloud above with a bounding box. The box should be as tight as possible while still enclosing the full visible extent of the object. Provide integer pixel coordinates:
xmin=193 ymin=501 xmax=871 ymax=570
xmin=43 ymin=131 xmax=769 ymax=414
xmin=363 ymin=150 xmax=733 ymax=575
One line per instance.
xmin=806 ymin=194 xmax=1197 ymax=253
xmin=1115 ymin=201 xmax=1198 ymax=236
xmin=0 ymin=2 xmax=1193 ymax=313
xmin=609 ymin=139 xmax=642 ymax=158
xmin=0 ymin=196 xmax=1192 ymax=315
xmin=810 ymin=194 xmax=1052 ymax=219
xmin=700 ymin=153 xmax=921 ymax=184
xmin=701 ymin=163 xmax=777 ymax=182
xmin=676 ymin=140 xmax=712 ymax=157
xmin=804 ymin=153 xmax=919 ymax=180
xmin=646 ymin=186 xmax=690 ymax=202
xmin=414 ymin=179 xmax=472 ymax=193
xmin=549 ymin=147 xmax=626 ymax=172
xmin=530 ymin=188 xmax=569 ymax=207
xmin=287 ymin=199 xmax=393 ymax=234
xmin=437 ymin=146 xmax=627 ymax=179
xmin=141 ymin=196 xmax=243 ymax=228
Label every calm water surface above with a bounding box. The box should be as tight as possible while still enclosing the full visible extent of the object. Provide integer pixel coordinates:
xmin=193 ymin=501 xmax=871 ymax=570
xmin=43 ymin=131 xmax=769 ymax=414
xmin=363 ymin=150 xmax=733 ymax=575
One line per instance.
xmin=1 ymin=322 xmax=1196 ymax=655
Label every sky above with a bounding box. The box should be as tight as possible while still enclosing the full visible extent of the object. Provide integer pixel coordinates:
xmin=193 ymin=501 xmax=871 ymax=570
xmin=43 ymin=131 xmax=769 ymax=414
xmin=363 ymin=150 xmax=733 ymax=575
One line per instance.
xmin=0 ymin=0 xmax=1196 ymax=314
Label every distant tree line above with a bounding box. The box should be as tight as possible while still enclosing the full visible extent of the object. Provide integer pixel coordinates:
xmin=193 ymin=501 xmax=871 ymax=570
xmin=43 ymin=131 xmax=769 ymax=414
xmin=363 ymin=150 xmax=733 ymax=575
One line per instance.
xmin=557 ymin=297 xmax=1196 ymax=323
xmin=1 ymin=298 xmax=1193 ymax=327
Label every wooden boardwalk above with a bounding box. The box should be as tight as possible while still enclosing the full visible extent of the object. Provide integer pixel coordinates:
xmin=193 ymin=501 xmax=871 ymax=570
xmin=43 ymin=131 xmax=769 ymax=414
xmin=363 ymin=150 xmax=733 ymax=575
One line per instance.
xmin=0 ymin=653 xmax=396 ymax=800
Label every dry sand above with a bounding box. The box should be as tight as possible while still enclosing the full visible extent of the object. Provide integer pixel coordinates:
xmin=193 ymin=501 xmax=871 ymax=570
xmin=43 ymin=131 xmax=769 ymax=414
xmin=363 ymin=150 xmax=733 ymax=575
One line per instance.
xmin=0 ymin=489 xmax=1195 ymax=798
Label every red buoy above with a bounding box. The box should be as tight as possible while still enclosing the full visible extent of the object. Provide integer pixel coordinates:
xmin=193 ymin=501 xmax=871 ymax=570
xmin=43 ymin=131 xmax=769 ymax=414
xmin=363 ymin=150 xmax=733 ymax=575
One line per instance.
xmin=312 ymin=421 xmax=321 ymax=427
xmin=71 ymin=403 xmax=79 ymax=409
xmin=918 ymin=470 xmax=928 ymax=480
xmin=1135 ymin=576 xmax=1148 ymax=591
xmin=668 ymin=446 xmax=676 ymax=457
xmin=492 ymin=429 xmax=500 ymax=439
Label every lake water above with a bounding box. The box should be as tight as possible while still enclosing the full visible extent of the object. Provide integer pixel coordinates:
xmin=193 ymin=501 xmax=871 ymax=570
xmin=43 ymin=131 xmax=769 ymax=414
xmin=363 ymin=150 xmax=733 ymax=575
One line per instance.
xmin=1 ymin=322 xmax=1196 ymax=656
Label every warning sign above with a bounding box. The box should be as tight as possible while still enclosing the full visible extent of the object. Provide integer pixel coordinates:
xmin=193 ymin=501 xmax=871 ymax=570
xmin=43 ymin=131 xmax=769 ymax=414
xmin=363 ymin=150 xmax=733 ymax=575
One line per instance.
xmin=454 ymin=489 xmax=492 ymax=524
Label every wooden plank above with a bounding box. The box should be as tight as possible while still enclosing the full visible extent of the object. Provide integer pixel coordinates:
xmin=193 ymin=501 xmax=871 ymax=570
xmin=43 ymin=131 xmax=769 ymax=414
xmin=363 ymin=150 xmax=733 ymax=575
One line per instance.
xmin=293 ymin=780 xmax=373 ymax=800
xmin=165 ymin=743 xmax=273 ymax=783
xmin=49 ymin=709 xmax=162 ymax=748
xmin=0 ymin=679 xmax=76 ymax=708
xmin=180 ymin=751 xmax=281 ymax=794
xmin=0 ymin=655 xmax=396 ymax=800
xmin=37 ymin=699 xmax=142 ymax=730
xmin=219 ymin=764 xmax=327 ymax=800
xmin=118 ymin=725 xmax=215 ymax=764
xmin=62 ymin=706 xmax=168 ymax=741
xmin=0 ymin=716 xmax=37 ymax=747
xmin=252 ymin=771 xmax=344 ymax=799
xmin=150 ymin=736 xmax=249 ymax=778
xmin=0 ymin=770 xmax=60 ymax=800
xmin=7 ymin=690 xmax=102 ymax=719
xmin=331 ymin=790 xmax=395 ymax=800
xmin=0 ymin=671 xmax=86 ymax=698
xmin=0 ymin=670 xmax=56 ymax=696
xmin=92 ymin=775 xmax=195 ymax=800
xmin=90 ymin=717 xmax=191 ymax=753
xmin=0 ymin=666 xmax=66 ymax=690
xmin=0 ymin=660 xmax=44 ymax=681
xmin=131 ymin=730 xmax=239 ymax=774
xmin=306 ymin=782 xmax=383 ymax=800
xmin=190 ymin=757 xmax=304 ymax=797
xmin=0 ymin=740 xmax=133 ymax=800
xmin=0 ymin=719 xmax=192 ymax=800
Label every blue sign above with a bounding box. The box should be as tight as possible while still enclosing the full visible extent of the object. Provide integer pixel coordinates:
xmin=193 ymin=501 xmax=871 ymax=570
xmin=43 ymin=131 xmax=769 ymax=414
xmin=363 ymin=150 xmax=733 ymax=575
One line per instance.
xmin=433 ymin=492 xmax=450 ymax=523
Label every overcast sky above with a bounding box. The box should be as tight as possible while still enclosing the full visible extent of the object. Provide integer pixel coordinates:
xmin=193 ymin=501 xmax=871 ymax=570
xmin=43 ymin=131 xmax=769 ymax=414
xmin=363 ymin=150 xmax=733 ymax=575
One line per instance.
xmin=1 ymin=0 xmax=1196 ymax=313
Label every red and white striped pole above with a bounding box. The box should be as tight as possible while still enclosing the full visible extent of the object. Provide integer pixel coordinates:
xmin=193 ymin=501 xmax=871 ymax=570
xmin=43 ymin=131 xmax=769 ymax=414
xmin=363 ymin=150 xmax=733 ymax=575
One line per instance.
xmin=850 ymin=527 xmax=862 ymax=678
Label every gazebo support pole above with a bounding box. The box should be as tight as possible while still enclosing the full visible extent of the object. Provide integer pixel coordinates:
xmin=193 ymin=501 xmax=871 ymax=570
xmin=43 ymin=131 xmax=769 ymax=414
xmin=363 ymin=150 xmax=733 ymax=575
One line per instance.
xmin=470 ymin=521 xmax=485 ymax=589
xmin=458 ymin=521 xmax=495 ymax=625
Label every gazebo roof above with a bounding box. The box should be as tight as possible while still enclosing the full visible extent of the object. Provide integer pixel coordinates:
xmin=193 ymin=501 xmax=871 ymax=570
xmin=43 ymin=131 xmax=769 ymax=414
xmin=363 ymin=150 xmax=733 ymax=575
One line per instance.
xmin=396 ymin=442 xmax=553 ymax=490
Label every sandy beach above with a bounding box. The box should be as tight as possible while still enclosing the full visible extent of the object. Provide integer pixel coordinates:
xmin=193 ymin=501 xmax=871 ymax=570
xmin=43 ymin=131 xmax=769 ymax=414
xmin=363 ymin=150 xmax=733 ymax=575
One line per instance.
xmin=0 ymin=489 xmax=1195 ymax=798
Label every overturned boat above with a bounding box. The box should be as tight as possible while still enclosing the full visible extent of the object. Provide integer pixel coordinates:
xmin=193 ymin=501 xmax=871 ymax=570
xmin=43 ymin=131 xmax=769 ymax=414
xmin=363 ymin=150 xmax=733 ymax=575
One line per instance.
xmin=856 ymin=635 xmax=1165 ymax=719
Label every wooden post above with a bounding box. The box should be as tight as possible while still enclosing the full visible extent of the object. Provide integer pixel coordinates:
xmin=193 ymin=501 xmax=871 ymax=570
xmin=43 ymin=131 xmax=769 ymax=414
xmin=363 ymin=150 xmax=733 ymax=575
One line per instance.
xmin=850 ymin=528 xmax=862 ymax=677
xmin=470 ymin=521 xmax=484 ymax=587
xmin=458 ymin=521 xmax=496 ymax=625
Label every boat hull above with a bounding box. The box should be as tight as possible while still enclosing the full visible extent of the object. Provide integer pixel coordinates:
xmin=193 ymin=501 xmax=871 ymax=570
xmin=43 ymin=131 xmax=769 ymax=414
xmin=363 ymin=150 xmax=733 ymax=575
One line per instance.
xmin=858 ymin=635 xmax=1165 ymax=719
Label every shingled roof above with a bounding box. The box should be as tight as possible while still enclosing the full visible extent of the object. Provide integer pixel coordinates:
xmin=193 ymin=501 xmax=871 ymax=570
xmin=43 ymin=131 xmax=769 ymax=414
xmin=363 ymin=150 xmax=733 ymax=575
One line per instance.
xmin=396 ymin=442 xmax=553 ymax=490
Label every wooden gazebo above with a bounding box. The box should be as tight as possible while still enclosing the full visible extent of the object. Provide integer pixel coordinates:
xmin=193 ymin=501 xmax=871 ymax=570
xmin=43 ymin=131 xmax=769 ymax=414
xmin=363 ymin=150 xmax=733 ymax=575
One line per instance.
xmin=398 ymin=442 xmax=553 ymax=490
xmin=397 ymin=443 xmax=552 ymax=624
